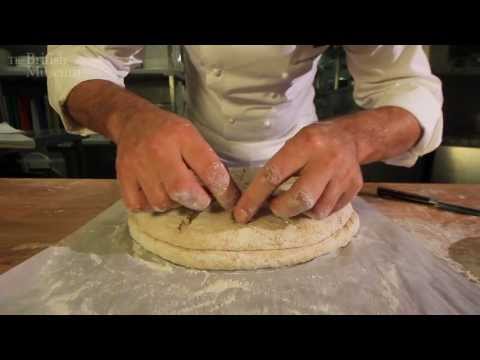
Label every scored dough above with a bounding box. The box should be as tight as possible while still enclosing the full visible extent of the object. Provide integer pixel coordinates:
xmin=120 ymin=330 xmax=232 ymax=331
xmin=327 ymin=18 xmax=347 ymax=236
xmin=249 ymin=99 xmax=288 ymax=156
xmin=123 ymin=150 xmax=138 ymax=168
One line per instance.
xmin=128 ymin=168 xmax=360 ymax=270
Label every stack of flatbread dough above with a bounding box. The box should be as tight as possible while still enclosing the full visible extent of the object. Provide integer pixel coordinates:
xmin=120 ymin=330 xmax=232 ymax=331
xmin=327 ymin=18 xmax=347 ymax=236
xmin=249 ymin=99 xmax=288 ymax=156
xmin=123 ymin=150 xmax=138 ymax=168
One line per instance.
xmin=128 ymin=168 xmax=360 ymax=270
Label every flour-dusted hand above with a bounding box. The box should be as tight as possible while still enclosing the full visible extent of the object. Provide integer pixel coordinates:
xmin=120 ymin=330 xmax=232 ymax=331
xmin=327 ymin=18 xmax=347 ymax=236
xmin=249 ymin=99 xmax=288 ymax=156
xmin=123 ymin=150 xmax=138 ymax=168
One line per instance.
xmin=65 ymin=80 xmax=240 ymax=213
xmin=233 ymin=107 xmax=423 ymax=223
xmin=116 ymin=109 xmax=240 ymax=212
xmin=233 ymin=120 xmax=363 ymax=223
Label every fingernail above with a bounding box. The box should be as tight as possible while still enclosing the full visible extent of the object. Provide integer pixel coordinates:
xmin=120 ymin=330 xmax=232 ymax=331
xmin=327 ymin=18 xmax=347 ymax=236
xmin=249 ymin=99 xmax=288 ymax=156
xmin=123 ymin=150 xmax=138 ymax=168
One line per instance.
xmin=304 ymin=209 xmax=329 ymax=219
xmin=219 ymin=185 xmax=241 ymax=210
xmin=318 ymin=209 xmax=329 ymax=219
xmin=235 ymin=208 xmax=250 ymax=223
xmin=128 ymin=203 xmax=142 ymax=212
xmin=191 ymin=197 xmax=211 ymax=211
xmin=270 ymin=206 xmax=289 ymax=219
xmin=206 ymin=163 xmax=230 ymax=194
xmin=283 ymin=192 xmax=315 ymax=216
xmin=171 ymin=192 xmax=210 ymax=211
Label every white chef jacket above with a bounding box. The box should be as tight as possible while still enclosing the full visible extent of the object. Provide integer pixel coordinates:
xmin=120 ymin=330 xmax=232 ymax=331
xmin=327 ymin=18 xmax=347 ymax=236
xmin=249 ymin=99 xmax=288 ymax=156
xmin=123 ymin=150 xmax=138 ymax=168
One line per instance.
xmin=45 ymin=45 xmax=443 ymax=167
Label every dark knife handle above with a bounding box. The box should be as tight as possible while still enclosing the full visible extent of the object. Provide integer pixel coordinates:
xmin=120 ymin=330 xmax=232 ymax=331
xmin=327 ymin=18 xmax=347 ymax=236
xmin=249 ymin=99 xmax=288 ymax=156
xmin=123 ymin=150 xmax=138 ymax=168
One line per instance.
xmin=437 ymin=202 xmax=480 ymax=217
xmin=377 ymin=187 xmax=434 ymax=205
xmin=377 ymin=187 xmax=480 ymax=217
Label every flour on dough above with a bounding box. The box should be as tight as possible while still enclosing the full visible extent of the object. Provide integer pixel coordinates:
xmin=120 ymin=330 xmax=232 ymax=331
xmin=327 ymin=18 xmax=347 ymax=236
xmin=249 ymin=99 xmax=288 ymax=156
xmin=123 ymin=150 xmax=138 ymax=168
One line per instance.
xmin=129 ymin=167 xmax=360 ymax=270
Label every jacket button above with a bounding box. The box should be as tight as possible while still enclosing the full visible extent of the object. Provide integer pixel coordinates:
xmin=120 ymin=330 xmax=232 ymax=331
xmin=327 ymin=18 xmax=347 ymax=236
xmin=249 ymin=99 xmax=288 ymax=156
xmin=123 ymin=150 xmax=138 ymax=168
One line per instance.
xmin=213 ymin=68 xmax=222 ymax=77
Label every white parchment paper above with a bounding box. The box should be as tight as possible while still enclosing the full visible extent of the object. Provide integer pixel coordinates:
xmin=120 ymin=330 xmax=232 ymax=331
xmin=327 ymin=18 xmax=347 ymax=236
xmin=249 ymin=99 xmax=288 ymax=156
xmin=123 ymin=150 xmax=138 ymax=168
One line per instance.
xmin=0 ymin=198 xmax=479 ymax=314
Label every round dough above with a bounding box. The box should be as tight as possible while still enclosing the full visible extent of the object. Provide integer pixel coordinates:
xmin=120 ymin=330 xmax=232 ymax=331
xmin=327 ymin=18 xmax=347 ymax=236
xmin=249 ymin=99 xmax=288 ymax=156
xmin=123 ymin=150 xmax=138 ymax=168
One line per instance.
xmin=129 ymin=210 xmax=359 ymax=270
xmin=128 ymin=168 xmax=360 ymax=270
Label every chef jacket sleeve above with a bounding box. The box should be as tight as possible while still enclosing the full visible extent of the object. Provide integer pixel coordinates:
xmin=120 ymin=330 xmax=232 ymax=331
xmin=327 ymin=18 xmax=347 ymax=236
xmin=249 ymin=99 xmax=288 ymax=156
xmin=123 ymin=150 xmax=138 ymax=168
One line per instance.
xmin=45 ymin=45 xmax=143 ymax=136
xmin=344 ymin=45 xmax=443 ymax=167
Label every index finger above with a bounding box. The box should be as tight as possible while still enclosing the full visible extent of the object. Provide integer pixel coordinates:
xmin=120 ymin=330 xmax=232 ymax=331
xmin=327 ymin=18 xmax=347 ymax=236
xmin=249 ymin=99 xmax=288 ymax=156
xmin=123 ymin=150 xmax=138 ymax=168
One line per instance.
xmin=181 ymin=130 xmax=240 ymax=210
xmin=233 ymin=141 xmax=307 ymax=223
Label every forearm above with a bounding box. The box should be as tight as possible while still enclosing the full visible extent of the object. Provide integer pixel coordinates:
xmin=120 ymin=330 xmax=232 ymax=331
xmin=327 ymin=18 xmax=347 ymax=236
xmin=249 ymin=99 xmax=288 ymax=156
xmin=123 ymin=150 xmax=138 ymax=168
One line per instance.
xmin=333 ymin=106 xmax=423 ymax=165
xmin=65 ymin=79 xmax=161 ymax=143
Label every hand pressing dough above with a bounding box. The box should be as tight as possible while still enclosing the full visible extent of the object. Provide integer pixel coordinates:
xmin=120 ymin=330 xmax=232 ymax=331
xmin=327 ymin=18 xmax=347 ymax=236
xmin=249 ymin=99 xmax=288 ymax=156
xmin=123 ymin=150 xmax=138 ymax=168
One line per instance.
xmin=128 ymin=168 xmax=360 ymax=270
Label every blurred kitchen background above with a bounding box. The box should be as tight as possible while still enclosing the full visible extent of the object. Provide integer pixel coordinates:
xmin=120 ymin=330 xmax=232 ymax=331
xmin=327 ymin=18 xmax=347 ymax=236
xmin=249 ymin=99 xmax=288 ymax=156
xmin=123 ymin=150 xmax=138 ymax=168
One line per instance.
xmin=0 ymin=45 xmax=479 ymax=183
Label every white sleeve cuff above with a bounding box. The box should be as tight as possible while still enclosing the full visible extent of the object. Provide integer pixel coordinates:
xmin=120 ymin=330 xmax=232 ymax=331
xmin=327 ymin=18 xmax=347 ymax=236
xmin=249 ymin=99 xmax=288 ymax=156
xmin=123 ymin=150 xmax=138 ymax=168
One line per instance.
xmin=373 ymin=85 xmax=443 ymax=167
xmin=46 ymin=47 xmax=129 ymax=136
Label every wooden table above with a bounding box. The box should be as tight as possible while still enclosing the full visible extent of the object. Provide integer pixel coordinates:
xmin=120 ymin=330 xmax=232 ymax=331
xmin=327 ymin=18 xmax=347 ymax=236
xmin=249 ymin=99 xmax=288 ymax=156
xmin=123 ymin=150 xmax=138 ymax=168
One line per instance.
xmin=0 ymin=179 xmax=120 ymax=274
xmin=1 ymin=179 xmax=479 ymax=278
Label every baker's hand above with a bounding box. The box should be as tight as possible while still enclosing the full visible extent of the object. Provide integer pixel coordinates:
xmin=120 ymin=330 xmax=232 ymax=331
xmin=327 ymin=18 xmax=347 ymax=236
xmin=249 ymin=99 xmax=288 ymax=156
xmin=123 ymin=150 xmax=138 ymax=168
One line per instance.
xmin=233 ymin=121 xmax=363 ymax=223
xmin=115 ymin=108 xmax=240 ymax=213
